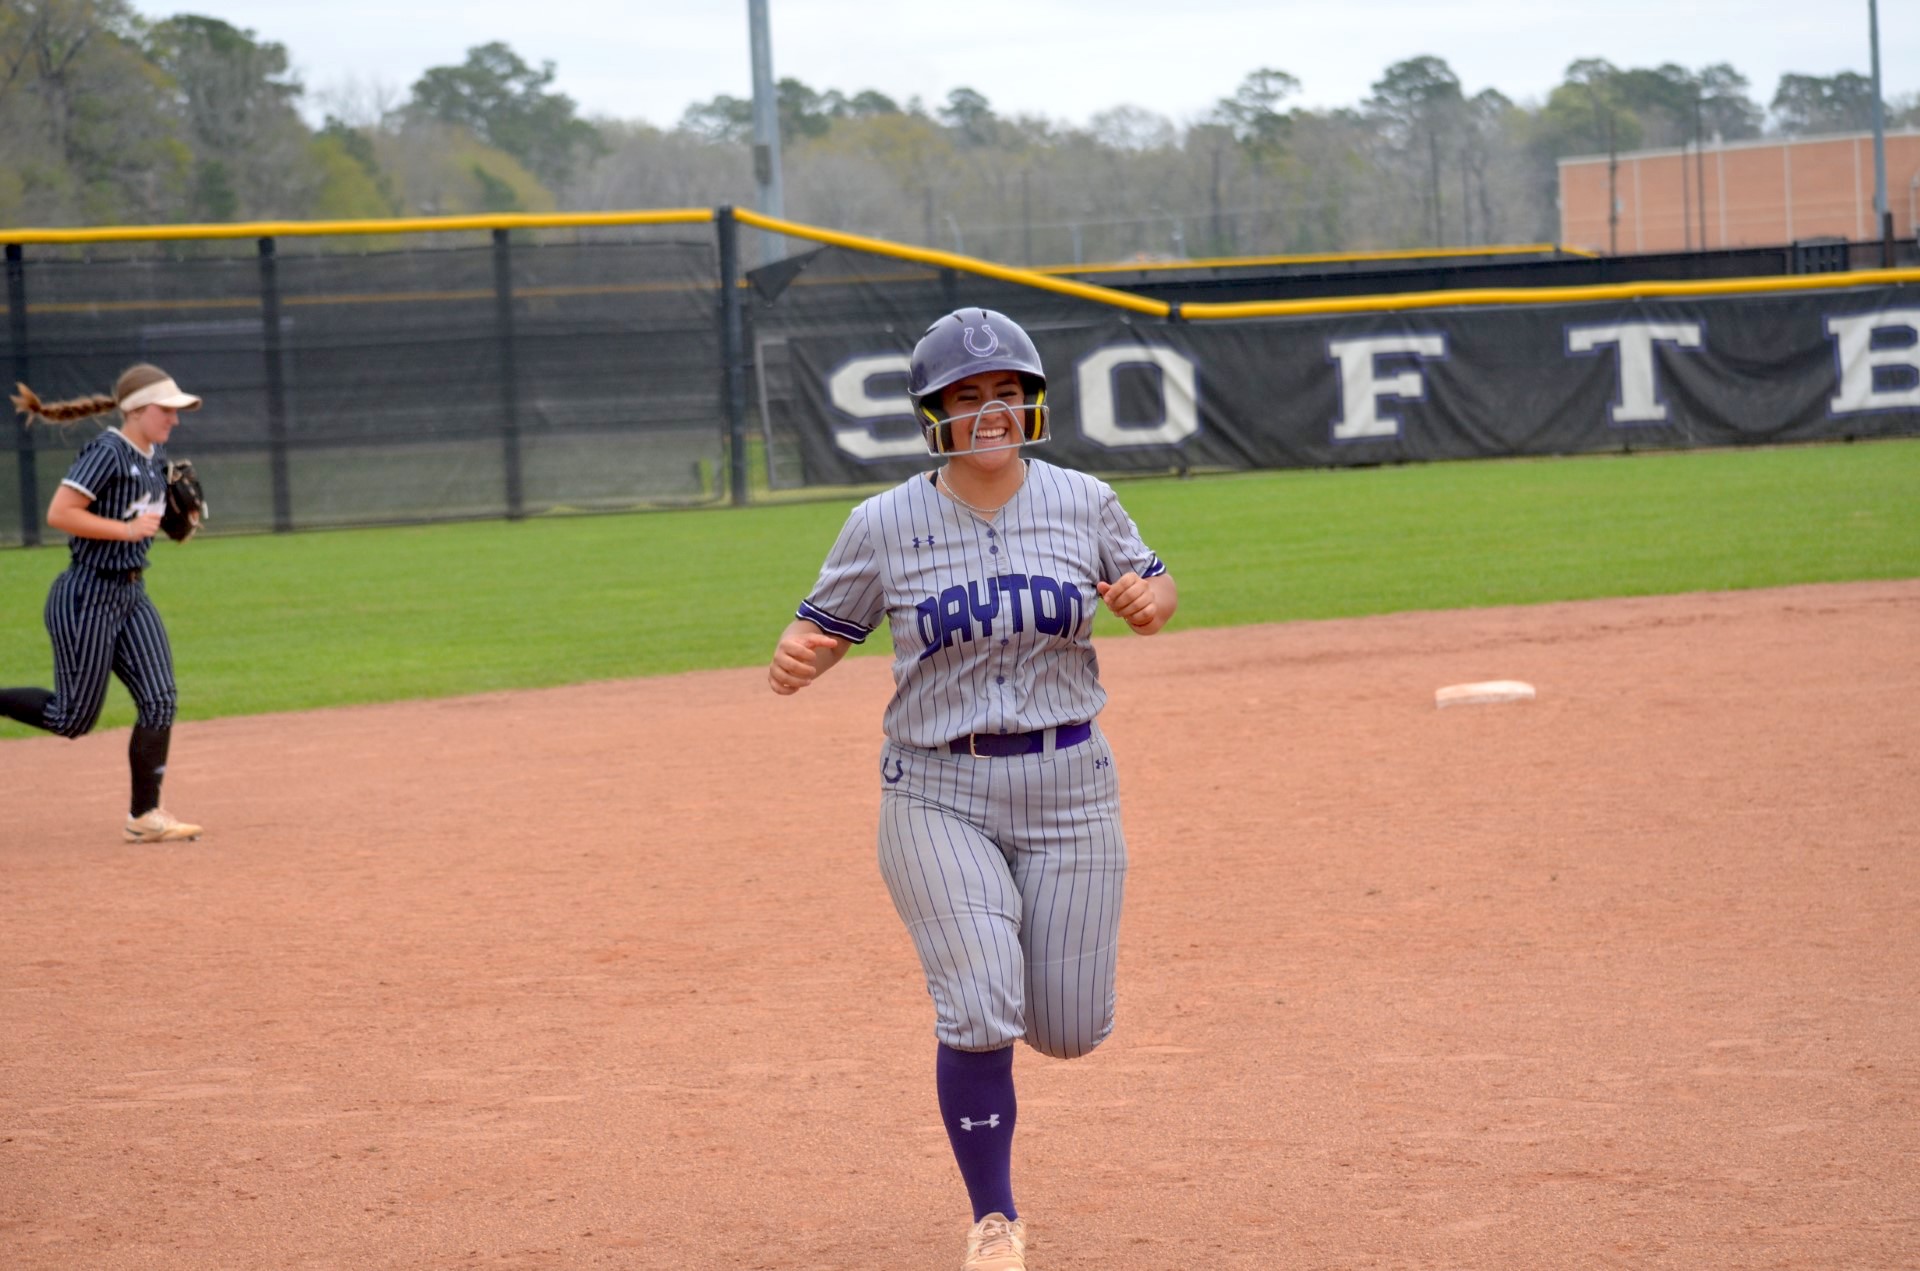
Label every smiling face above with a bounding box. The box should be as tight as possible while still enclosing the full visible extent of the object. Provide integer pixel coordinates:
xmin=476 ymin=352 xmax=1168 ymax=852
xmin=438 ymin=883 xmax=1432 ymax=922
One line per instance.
xmin=937 ymin=369 xmax=1028 ymax=471
xmin=121 ymin=403 xmax=181 ymax=450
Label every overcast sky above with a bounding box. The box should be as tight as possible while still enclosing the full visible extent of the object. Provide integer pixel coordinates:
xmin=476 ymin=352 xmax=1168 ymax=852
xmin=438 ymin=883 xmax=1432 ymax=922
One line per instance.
xmin=146 ymin=0 xmax=1915 ymax=131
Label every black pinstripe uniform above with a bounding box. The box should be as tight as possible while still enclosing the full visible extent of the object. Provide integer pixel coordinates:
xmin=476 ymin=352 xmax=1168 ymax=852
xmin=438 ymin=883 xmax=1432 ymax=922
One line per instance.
xmin=1 ymin=429 xmax=180 ymax=812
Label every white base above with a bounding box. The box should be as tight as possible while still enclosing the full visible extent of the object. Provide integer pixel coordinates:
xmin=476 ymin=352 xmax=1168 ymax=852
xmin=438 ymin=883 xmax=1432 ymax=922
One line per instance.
xmin=1435 ymin=680 xmax=1536 ymax=708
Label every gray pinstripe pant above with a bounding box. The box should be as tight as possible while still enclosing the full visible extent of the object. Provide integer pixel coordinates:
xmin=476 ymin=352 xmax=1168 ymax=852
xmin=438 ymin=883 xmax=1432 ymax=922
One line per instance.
xmin=876 ymin=726 xmax=1127 ymax=1059
xmin=41 ymin=569 xmax=177 ymax=738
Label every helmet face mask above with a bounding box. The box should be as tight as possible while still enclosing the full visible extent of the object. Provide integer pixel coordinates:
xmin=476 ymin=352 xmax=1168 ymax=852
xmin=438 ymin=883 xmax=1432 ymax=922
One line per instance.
xmin=909 ymin=308 xmax=1050 ymax=457
xmin=917 ymin=391 xmax=1050 ymax=456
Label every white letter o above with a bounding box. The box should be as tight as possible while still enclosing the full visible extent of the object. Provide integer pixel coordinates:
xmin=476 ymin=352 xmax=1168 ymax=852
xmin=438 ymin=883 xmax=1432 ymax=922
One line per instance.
xmin=1075 ymin=345 xmax=1199 ymax=448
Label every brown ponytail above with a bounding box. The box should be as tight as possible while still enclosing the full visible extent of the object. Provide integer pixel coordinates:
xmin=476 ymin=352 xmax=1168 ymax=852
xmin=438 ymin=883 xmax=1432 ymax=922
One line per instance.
xmin=11 ymin=363 xmax=174 ymax=425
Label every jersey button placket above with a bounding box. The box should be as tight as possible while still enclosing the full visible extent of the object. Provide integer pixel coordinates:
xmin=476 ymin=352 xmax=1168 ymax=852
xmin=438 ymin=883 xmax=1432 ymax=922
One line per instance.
xmin=982 ymin=525 xmax=1014 ymax=699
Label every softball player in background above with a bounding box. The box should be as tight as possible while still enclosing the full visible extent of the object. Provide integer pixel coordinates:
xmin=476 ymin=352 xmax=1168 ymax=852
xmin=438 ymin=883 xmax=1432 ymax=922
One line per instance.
xmin=2 ymin=364 xmax=205 ymax=842
xmin=768 ymin=309 xmax=1177 ymax=1270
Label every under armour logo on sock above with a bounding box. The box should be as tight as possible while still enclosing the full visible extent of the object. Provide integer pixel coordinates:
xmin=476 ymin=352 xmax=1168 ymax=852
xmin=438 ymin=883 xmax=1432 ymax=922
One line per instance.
xmin=959 ymin=1115 xmax=1000 ymax=1131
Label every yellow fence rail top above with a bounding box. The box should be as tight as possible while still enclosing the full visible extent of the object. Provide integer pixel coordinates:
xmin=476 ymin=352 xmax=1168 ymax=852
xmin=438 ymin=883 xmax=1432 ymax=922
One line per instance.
xmin=1028 ymin=243 xmax=1595 ymax=276
xmin=731 ymin=208 xmax=1172 ymax=318
xmin=1177 ymin=267 xmax=1920 ymax=320
xmin=0 ymin=209 xmax=715 ymax=245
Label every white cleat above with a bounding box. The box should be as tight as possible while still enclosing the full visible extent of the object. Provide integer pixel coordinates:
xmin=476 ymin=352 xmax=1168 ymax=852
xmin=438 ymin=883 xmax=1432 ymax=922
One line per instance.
xmin=963 ymin=1213 xmax=1027 ymax=1271
xmin=124 ymin=808 xmax=204 ymax=843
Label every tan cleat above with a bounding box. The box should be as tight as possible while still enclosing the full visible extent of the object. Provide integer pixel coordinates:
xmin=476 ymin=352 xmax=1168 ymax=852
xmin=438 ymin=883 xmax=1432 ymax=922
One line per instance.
xmin=963 ymin=1213 xmax=1027 ymax=1271
xmin=125 ymin=808 xmax=204 ymax=843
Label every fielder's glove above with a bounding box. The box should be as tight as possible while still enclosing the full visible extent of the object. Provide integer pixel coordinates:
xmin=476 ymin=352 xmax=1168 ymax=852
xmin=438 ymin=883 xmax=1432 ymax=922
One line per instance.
xmin=161 ymin=460 xmax=209 ymax=542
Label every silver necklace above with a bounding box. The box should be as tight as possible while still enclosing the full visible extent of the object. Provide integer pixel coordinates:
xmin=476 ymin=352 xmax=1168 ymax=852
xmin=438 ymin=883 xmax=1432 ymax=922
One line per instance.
xmin=937 ymin=461 xmax=1023 ymax=518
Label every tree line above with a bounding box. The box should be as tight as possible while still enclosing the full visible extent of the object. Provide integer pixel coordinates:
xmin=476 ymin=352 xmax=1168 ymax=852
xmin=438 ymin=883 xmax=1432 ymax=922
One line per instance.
xmin=4 ymin=0 xmax=1916 ymax=260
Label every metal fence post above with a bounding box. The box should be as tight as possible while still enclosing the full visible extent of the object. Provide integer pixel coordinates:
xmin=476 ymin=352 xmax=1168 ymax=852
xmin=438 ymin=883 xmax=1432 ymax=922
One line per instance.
xmin=716 ymin=205 xmax=749 ymax=507
xmin=256 ymin=237 xmax=293 ymax=532
xmin=6 ymin=244 xmax=40 ymax=547
xmin=491 ymin=228 xmax=526 ymax=520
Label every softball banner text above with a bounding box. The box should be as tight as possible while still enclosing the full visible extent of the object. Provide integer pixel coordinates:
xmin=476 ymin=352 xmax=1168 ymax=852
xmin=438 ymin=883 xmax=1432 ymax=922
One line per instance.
xmin=777 ymin=285 xmax=1920 ymax=484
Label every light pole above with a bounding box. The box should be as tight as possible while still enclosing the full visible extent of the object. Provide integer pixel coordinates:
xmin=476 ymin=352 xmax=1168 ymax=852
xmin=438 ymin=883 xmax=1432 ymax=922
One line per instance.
xmin=1869 ymin=0 xmax=1892 ymax=261
xmin=1587 ymin=80 xmax=1618 ymax=255
xmin=747 ymin=0 xmax=785 ymax=265
xmin=1694 ymin=88 xmax=1708 ymax=250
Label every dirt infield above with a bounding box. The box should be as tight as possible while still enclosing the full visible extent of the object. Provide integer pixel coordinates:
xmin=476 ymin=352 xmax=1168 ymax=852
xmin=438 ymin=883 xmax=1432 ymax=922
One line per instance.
xmin=3 ymin=581 xmax=1916 ymax=1270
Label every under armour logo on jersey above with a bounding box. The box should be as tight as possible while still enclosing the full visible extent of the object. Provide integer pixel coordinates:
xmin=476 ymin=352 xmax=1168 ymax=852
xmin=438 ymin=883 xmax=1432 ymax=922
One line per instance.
xmin=963 ymin=324 xmax=998 ymax=358
xmin=883 ymin=758 xmax=904 ymax=784
xmin=1094 ymin=756 xmax=1110 ymax=769
xmin=913 ymin=535 xmax=936 ymax=548
xmin=959 ymin=1115 xmax=1000 ymax=1131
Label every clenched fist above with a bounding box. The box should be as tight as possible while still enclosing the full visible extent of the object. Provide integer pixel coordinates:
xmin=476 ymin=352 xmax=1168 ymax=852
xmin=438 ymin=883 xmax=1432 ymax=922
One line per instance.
xmin=769 ymin=629 xmax=846 ymax=695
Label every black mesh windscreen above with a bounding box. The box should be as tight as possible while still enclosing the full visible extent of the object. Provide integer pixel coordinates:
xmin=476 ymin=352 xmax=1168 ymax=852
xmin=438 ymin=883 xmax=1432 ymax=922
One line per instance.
xmin=2 ymin=230 xmax=724 ymax=543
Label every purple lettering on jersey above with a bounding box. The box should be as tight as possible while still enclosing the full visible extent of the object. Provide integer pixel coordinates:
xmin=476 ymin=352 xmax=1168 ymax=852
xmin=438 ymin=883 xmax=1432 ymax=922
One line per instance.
xmin=915 ymin=596 xmax=942 ymax=654
xmin=996 ymin=574 xmax=1030 ymax=631
xmin=913 ymin=573 xmax=1092 ymax=660
xmin=938 ymin=585 xmax=972 ymax=654
xmin=967 ymin=579 xmax=1001 ymax=635
xmin=1030 ymin=576 xmax=1064 ymax=636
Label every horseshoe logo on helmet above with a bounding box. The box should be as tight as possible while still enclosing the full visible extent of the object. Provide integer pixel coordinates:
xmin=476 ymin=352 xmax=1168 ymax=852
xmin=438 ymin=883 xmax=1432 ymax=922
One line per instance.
xmin=963 ymin=323 xmax=999 ymax=358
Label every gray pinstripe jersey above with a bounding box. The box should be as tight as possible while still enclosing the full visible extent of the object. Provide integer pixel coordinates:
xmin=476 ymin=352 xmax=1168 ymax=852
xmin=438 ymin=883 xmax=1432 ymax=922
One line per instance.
xmin=797 ymin=459 xmax=1165 ymax=749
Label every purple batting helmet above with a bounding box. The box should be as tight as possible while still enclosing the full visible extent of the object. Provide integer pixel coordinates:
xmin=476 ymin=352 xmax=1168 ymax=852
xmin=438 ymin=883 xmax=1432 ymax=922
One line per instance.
xmin=907 ymin=308 xmax=1050 ymax=455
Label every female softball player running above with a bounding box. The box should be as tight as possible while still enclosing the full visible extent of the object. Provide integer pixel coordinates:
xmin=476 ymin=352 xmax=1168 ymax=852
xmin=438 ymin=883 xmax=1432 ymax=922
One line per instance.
xmin=1 ymin=364 xmax=205 ymax=842
xmin=768 ymin=308 xmax=1177 ymax=1270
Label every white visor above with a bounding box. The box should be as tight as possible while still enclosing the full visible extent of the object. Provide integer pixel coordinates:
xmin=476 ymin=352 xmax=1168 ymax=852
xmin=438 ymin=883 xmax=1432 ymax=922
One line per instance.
xmin=118 ymin=378 xmax=202 ymax=413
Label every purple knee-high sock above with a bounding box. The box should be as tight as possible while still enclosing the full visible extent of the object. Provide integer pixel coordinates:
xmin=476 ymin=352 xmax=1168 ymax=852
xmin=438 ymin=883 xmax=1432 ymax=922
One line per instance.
xmin=937 ymin=1043 xmax=1018 ymax=1222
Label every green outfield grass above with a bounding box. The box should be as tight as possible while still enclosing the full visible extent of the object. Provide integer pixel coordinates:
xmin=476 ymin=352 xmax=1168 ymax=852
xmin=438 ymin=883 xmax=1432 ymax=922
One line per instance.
xmin=3 ymin=440 xmax=1916 ymax=737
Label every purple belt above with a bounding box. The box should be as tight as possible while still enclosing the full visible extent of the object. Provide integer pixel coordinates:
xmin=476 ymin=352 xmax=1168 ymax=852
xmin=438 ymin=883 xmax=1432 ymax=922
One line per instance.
xmin=947 ymin=721 xmax=1092 ymax=758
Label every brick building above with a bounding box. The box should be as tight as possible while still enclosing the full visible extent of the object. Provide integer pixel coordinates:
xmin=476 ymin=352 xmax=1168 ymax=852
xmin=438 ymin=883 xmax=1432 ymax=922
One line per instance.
xmin=1558 ymin=129 xmax=1920 ymax=254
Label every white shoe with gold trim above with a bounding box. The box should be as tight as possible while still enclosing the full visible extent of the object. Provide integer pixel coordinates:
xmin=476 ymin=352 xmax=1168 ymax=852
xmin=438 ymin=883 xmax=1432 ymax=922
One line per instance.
xmin=125 ymin=809 xmax=204 ymax=843
xmin=962 ymin=1213 xmax=1027 ymax=1271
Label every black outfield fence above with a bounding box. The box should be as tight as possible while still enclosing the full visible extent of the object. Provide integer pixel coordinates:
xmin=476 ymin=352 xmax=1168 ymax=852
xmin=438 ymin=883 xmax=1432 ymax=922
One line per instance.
xmin=4 ymin=210 xmax=1918 ymax=547
xmin=3 ymin=217 xmax=723 ymax=546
